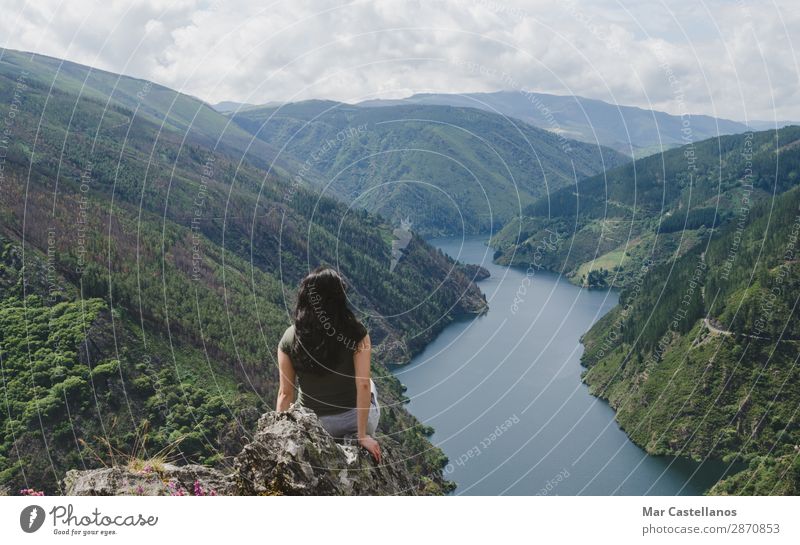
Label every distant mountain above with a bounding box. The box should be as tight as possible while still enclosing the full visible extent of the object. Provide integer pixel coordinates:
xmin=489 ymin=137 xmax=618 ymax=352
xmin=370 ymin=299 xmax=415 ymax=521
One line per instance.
xmin=0 ymin=49 xmax=485 ymax=493
xmin=745 ymin=119 xmax=800 ymax=131
xmin=227 ymin=100 xmax=628 ymax=236
xmin=491 ymin=126 xmax=800 ymax=288
xmin=359 ymin=91 xmax=753 ymax=158
xmin=212 ymin=100 xmax=277 ymax=113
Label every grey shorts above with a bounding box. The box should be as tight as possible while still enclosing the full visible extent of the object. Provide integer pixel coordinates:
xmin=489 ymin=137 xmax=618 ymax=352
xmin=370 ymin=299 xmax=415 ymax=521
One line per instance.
xmin=317 ymin=380 xmax=380 ymax=439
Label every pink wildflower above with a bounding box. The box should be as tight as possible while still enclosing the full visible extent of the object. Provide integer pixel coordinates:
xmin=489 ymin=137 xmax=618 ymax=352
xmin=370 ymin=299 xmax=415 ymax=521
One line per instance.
xmin=20 ymin=488 xmax=45 ymax=496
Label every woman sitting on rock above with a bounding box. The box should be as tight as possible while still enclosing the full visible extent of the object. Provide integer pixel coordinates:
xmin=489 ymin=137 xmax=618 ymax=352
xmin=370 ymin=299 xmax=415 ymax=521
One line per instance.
xmin=276 ymin=266 xmax=381 ymax=462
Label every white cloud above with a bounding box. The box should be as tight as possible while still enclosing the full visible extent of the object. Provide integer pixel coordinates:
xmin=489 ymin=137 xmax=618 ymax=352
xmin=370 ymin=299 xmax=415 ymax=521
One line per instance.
xmin=1 ymin=0 xmax=798 ymax=120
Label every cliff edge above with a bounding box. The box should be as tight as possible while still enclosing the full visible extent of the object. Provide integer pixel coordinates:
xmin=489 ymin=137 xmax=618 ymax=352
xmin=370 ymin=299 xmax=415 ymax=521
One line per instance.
xmin=64 ymin=407 xmax=421 ymax=496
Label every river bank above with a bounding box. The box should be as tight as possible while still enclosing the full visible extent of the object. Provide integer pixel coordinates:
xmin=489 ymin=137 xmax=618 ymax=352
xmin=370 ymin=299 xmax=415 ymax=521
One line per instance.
xmin=394 ymin=236 xmax=741 ymax=495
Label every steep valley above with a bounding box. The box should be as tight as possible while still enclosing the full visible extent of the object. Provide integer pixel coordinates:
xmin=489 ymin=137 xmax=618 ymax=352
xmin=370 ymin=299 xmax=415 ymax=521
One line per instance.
xmin=0 ymin=50 xmax=486 ymax=494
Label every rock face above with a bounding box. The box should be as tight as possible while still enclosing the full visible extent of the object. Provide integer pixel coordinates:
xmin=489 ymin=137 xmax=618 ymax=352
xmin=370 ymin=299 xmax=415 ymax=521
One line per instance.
xmin=63 ymin=407 xmax=421 ymax=496
xmin=64 ymin=464 xmax=236 ymax=496
xmin=235 ymin=407 xmax=418 ymax=496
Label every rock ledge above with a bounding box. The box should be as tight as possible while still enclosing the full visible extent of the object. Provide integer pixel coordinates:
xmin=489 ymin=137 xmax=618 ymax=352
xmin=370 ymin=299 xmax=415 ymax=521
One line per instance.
xmin=64 ymin=407 xmax=419 ymax=496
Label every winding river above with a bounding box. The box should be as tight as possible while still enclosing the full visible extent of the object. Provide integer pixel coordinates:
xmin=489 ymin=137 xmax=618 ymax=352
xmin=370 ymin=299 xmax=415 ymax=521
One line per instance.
xmin=394 ymin=236 xmax=739 ymax=495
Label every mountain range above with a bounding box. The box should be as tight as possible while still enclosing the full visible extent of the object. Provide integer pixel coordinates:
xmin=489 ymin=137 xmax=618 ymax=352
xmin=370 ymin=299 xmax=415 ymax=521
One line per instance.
xmin=219 ymin=91 xmax=766 ymax=158
xmin=225 ymin=99 xmax=627 ymax=237
xmin=360 ymin=91 xmax=763 ymax=157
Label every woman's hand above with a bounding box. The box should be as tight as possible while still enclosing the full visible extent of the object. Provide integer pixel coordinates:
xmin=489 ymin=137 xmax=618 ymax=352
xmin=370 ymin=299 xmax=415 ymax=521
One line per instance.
xmin=358 ymin=435 xmax=381 ymax=463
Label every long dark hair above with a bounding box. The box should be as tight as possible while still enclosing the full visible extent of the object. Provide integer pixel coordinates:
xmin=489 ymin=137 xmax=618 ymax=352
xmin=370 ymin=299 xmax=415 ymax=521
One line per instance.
xmin=291 ymin=266 xmax=367 ymax=373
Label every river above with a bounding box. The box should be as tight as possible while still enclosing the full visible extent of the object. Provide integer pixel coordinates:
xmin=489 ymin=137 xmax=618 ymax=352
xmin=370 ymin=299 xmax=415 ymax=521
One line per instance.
xmin=393 ymin=236 xmax=740 ymax=495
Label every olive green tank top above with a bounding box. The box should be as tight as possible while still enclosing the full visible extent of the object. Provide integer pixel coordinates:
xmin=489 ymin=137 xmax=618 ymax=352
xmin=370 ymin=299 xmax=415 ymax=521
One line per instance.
xmin=278 ymin=325 xmax=362 ymax=416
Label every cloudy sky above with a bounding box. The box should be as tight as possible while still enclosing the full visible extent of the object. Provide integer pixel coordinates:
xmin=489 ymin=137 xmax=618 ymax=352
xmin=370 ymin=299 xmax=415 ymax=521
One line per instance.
xmin=1 ymin=0 xmax=798 ymax=121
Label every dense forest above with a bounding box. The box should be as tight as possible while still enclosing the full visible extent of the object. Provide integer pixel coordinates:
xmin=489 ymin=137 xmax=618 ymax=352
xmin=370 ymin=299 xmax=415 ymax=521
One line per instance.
xmin=0 ymin=50 xmax=488 ymax=494
xmin=580 ymin=185 xmax=800 ymax=494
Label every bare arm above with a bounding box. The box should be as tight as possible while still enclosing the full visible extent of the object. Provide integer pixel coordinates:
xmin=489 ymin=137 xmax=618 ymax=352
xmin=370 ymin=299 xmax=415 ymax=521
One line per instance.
xmin=276 ymin=348 xmax=296 ymax=412
xmin=354 ymin=334 xmax=381 ymax=462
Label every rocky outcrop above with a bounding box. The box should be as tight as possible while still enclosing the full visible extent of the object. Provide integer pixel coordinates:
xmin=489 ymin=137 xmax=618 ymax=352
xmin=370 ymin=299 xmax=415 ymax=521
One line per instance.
xmin=63 ymin=407 xmax=422 ymax=496
xmin=235 ymin=407 xmax=418 ymax=495
xmin=64 ymin=464 xmax=235 ymax=496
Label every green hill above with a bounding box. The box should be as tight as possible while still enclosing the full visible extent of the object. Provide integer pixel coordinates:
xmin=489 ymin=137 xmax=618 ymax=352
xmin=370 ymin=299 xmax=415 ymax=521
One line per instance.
xmin=227 ymin=100 xmax=628 ymax=236
xmin=0 ymin=50 xmax=487 ymax=494
xmin=0 ymin=48 xmax=303 ymax=176
xmin=492 ymin=127 xmax=800 ymax=288
xmin=580 ymin=185 xmax=800 ymax=494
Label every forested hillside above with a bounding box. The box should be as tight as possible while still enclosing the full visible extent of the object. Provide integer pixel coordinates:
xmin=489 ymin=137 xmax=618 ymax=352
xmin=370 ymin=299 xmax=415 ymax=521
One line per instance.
xmin=580 ymin=185 xmax=800 ymax=494
xmin=0 ymin=49 xmax=297 ymax=175
xmin=0 ymin=51 xmax=487 ymax=494
xmin=227 ymin=100 xmax=627 ymax=236
xmin=492 ymin=127 xmax=800 ymax=288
